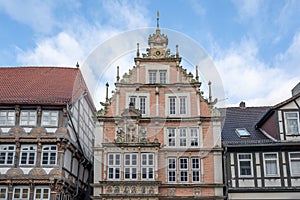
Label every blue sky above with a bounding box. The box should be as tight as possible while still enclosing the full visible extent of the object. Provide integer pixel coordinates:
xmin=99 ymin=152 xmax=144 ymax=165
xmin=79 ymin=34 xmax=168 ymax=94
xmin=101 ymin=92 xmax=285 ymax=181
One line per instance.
xmin=0 ymin=0 xmax=299 ymax=108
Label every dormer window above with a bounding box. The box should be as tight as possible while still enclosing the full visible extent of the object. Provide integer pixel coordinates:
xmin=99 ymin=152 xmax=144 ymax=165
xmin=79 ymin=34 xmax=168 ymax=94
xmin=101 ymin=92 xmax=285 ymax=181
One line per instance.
xmin=235 ymin=128 xmax=250 ymax=137
xmin=285 ymin=112 xmax=300 ymax=135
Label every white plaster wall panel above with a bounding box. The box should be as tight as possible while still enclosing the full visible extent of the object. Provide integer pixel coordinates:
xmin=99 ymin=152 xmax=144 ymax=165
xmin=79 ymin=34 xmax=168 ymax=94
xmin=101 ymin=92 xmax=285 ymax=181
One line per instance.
xmin=45 ymin=128 xmax=57 ymax=133
xmin=72 ymin=158 xmax=78 ymax=175
xmin=257 ymin=179 xmax=261 ymax=187
xmin=281 ymin=101 xmax=297 ymax=109
xmin=0 ymin=168 xmax=10 ymax=174
xmin=231 ymin=166 xmax=235 ymax=179
xmin=264 ymin=179 xmax=281 ymax=187
xmin=256 ymin=166 xmax=261 ymax=177
xmin=64 ymin=150 xmax=72 ymax=171
xmin=291 ymin=179 xmax=300 ymax=186
xmin=238 ymin=179 xmax=255 ymax=187
xmin=20 ymin=168 xmax=32 ymax=174
xmin=230 ymin=153 xmax=234 ymax=165
xmin=214 ymin=152 xmax=223 ymax=183
xmin=255 ymin=153 xmax=260 ymax=164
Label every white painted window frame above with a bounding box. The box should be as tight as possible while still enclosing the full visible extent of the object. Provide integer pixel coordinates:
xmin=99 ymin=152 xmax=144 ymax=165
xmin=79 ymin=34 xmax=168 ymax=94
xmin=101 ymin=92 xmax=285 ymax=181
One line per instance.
xmin=145 ymin=64 xmax=169 ymax=84
xmin=0 ymin=186 xmax=7 ymax=200
xmin=13 ymin=186 xmax=30 ymax=200
xmin=0 ymin=144 xmax=15 ymax=165
xmin=20 ymin=110 xmax=37 ymax=126
xmin=141 ymin=153 xmax=154 ymax=180
xmin=124 ymin=153 xmax=138 ymax=180
xmin=237 ymin=153 xmax=253 ymax=177
xmin=165 ymin=93 xmax=190 ymax=117
xmin=126 ymin=92 xmax=150 ymax=116
xmin=191 ymin=157 xmax=200 ymax=182
xmin=284 ymin=111 xmax=300 ymax=135
xmin=41 ymin=145 xmax=57 ymax=166
xmin=0 ymin=110 xmax=15 ymax=126
xmin=20 ymin=145 xmax=37 ymax=166
xmin=179 ymin=157 xmax=188 ymax=182
xmin=263 ymin=152 xmax=279 ymax=177
xmin=168 ymin=157 xmax=176 ymax=182
xmin=107 ymin=153 xmax=120 ymax=180
xmin=41 ymin=110 xmax=59 ymax=126
xmin=289 ymin=152 xmax=300 ymax=176
xmin=34 ymin=186 xmax=50 ymax=200
xmin=165 ymin=127 xmax=200 ymax=148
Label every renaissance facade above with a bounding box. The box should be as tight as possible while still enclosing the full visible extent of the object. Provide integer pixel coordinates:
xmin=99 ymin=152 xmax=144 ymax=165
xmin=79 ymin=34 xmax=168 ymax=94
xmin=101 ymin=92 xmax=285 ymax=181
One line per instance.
xmin=93 ymin=25 xmax=224 ymax=200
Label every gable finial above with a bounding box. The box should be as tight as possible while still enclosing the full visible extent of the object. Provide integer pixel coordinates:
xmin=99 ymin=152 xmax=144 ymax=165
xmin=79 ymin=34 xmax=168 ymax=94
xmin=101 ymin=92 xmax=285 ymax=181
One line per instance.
xmin=136 ymin=43 xmax=140 ymax=58
xmin=105 ymin=82 xmax=109 ymax=103
xmin=76 ymin=62 xmax=79 ymax=68
xmin=157 ymin=11 xmax=160 ymax=29
xmin=195 ymin=65 xmax=199 ymax=81
xmin=116 ymin=66 xmax=120 ymax=82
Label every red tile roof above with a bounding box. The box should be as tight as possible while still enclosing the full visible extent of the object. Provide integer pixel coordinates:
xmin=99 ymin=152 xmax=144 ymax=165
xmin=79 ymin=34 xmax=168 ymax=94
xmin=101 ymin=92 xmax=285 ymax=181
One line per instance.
xmin=0 ymin=67 xmax=94 ymax=108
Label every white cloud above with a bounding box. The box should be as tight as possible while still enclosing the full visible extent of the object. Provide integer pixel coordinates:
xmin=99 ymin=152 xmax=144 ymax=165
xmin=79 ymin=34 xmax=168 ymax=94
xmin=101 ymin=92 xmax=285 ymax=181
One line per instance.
xmin=214 ymin=36 xmax=299 ymax=107
xmin=0 ymin=0 xmax=57 ymax=33
xmin=231 ymin=0 xmax=261 ymax=20
xmin=189 ymin=0 xmax=206 ymax=16
xmin=13 ymin=0 xmax=150 ymax=109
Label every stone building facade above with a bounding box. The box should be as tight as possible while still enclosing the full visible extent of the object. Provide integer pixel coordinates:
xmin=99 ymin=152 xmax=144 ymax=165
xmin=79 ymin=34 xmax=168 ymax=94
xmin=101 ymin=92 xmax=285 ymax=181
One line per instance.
xmin=0 ymin=67 xmax=95 ymax=200
xmin=93 ymin=26 xmax=224 ymax=200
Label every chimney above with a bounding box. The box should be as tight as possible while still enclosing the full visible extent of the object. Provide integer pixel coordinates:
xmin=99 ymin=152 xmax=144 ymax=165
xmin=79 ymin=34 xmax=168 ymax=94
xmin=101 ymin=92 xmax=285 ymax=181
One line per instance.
xmin=239 ymin=101 xmax=246 ymax=108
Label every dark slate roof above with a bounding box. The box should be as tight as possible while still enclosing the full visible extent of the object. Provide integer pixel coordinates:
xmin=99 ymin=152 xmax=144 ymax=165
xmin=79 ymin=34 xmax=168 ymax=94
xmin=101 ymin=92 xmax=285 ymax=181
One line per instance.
xmin=221 ymin=106 xmax=273 ymax=145
xmin=0 ymin=67 xmax=95 ymax=110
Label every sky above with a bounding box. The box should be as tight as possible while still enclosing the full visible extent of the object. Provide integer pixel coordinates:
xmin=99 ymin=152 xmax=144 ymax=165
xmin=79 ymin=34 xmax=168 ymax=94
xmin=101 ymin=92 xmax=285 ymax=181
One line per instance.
xmin=0 ymin=0 xmax=299 ymax=109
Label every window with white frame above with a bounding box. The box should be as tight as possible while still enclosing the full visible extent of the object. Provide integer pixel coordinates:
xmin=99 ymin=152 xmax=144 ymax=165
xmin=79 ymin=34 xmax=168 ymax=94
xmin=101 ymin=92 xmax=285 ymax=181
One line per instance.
xmin=0 ymin=110 xmax=15 ymax=126
xmin=148 ymin=70 xmax=167 ymax=84
xmin=179 ymin=97 xmax=187 ymax=115
xmin=108 ymin=153 xmax=120 ymax=180
xmin=264 ymin=153 xmax=279 ymax=176
xmin=168 ymin=128 xmax=176 ymax=146
xmin=124 ymin=153 xmax=137 ymax=180
xmin=169 ymin=97 xmax=176 ymax=115
xmin=34 ymin=187 xmax=50 ymax=200
xmin=20 ymin=145 xmax=37 ymax=165
xmin=166 ymin=127 xmax=200 ymax=148
xmin=41 ymin=145 xmax=57 ymax=165
xmin=167 ymin=95 xmax=189 ymax=116
xmin=285 ymin=112 xmax=300 ymax=135
xmin=0 ymin=145 xmax=15 ymax=165
xmin=0 ymin=187 xmax=7 ymax=200
xmin=159 ymin=70 xmax=167 ymax=83
xmin=41 ymin=111 xmax=59 ymax=126
xmin=141 ymin=153 xmax=154 ymax=180
xmin=20 ymin=111 xmax=37 ymax=126
xmin=238 ymin=153 xmax=253 ymax=177
xmin=168 ymin=158 xmax=176 ymax=182
xmin=289 ymin=152 xmax=300 ymax=176
xmin=192 ymin=158 xmax=200 ymax=182
xmin=13 ymin=187 xmax=29 ymax=200
xmin=190 ymin=128 xmax=199 ymax=147
xmin=128 ymin=96 xmax=148 ymax=115
xmin=179 ymin=158 xmax=188 ymax=182
xmin=149 ymin=70 xmax=157 ymax=84
xmin=179 ymin=128 xmax=187 ymax=147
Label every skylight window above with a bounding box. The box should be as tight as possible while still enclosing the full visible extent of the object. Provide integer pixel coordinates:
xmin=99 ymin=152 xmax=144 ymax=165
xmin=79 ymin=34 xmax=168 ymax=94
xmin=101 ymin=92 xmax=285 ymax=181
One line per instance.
xmin=236 ymin=128 xmax=250 ymax=137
